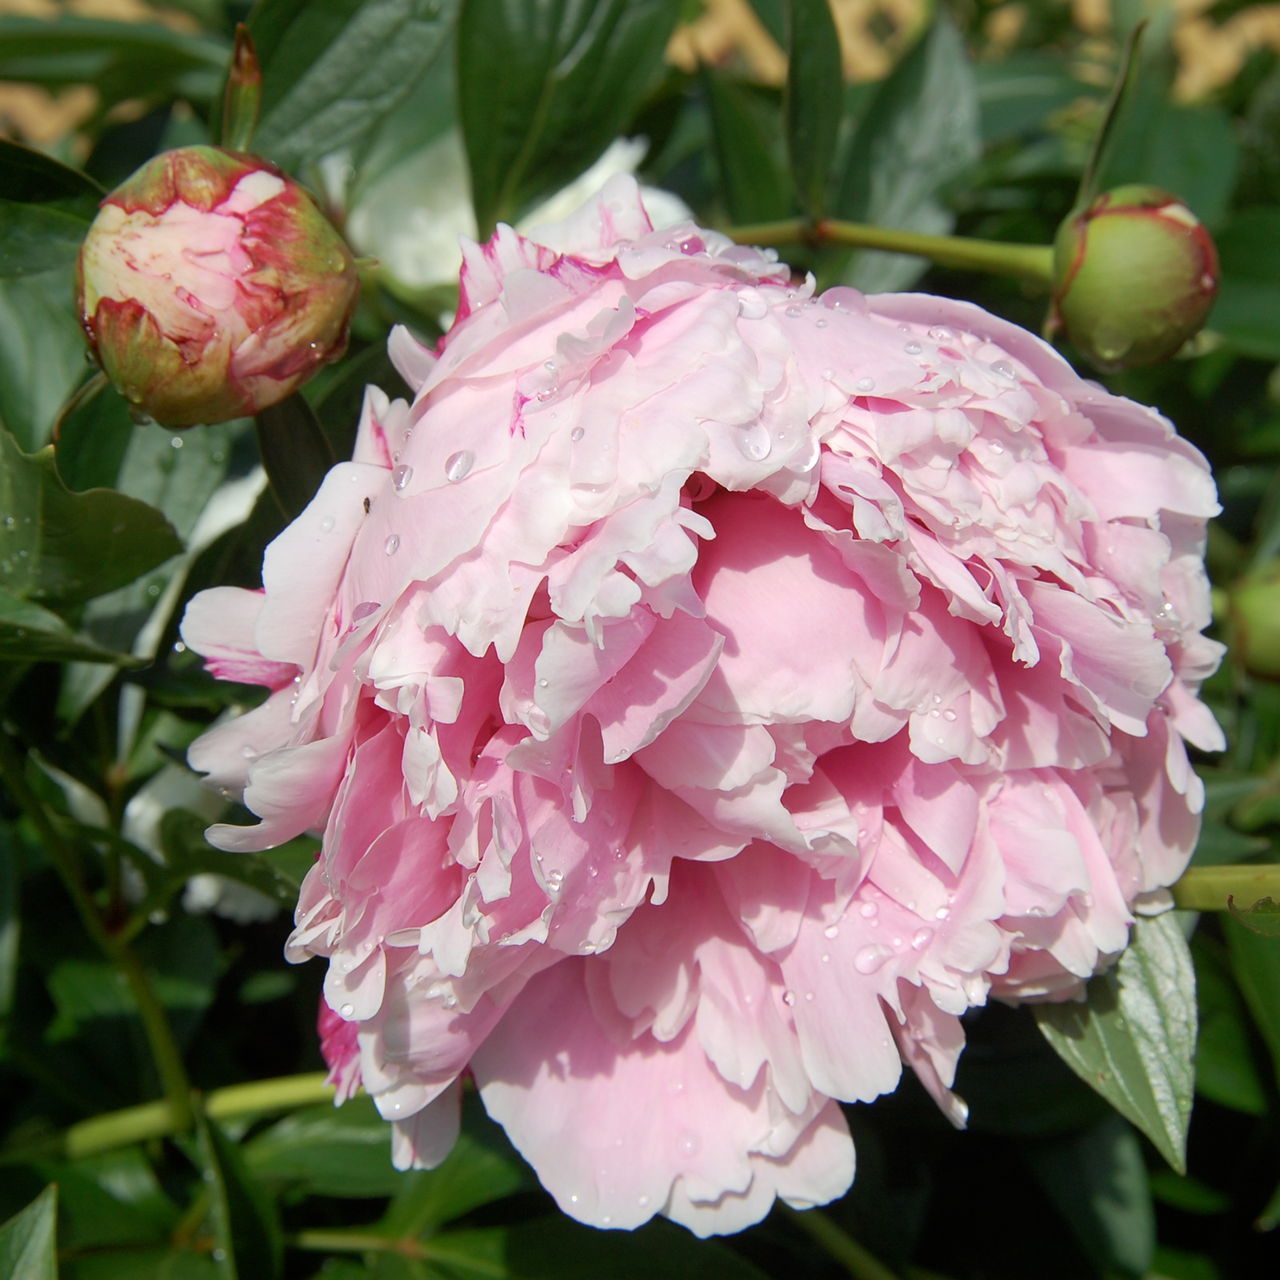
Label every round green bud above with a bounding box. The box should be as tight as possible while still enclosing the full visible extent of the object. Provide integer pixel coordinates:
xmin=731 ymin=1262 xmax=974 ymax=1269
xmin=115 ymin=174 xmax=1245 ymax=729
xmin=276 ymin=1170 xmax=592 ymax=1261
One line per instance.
xmin=1050 ymin=185 xmax=1218 ymax=371
xmin=1231 ymin=567 xmax=1280 ymax=679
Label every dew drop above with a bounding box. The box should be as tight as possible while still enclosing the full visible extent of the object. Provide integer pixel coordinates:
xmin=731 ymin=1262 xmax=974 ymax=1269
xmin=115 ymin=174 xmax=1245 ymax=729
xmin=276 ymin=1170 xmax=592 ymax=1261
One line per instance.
xmin=912 ymin=927 xmax=934 ymax=950
xmin=352 ymin=601 xmax=380 ymax=622
xmin=816 ymin=318 xmax=828 ymax=328
xmin=571 ymin=426 xmax=585 ymax=441
xmin=678 ymin=1131 xmax=701 ymax=1156
xmin=241 ymin=745 xmax=257 ymax=759
xmin=782 ymin=989 xmax=797 ymax=1006
xmin=823 ymin=924 xmax=839 ymax=939
xmin=320 ymin=515 xmax=335 ymax=532
xmin=638 ymin=1195 xmax=650 ymax=1207
xmin=991 ymin=361 xmax=1015 ymax=379
xmin=538 ymin=677 xmax=549 ymax=687
xmin=445 ymin=450 xmax=474 ymax=483
xmin=936 ymin=905 xmax=950 ymax=921
xmin=805 ymin=991 xmax=814 ymax=1001
xmin=859 ymin=901 xmax=879 ymax=919
xmin=384 ymin=534 xmax=400 ymax=555
xmin=928 ymin=327 xmax=953 ymax=342
xmin=822 ymin=367 xmax=835 ymax=379
xmin=738 ymin=422 xmax=772 ymax=461
xmin=340 ymin=1003 xmax=355 ymax=1017
xmin=904 ymin=340 xmax=922 ymax=355
xmin=392 ymin=463 xmax=413 ymax=491
xmin=853 ymin=944 xmax=893 ymax=975
xmin=855 ymin=377 xmax=875 ymax=394
xmin=822 ymin=953 xmax=831 ymax=963
xmin=989 ymin=441 xmax=1004 ymax=455
xmin=943 ymin=709 xmax=957 ymax=721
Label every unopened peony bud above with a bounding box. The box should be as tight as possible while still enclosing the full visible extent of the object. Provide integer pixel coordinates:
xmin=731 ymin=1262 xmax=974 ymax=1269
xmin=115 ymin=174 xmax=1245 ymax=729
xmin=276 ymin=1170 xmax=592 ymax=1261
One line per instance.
xmin=1231 ymin=568 xmax=1280 ymax=678
xmin=77 ymin=146 xmax=358 ymax=427
xmin=1051 ymin=184 xmax=1218 ymax=371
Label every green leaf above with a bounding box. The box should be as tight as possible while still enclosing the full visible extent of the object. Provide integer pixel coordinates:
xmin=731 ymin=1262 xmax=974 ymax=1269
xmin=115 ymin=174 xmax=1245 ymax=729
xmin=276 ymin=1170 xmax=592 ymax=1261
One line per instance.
xmin=1035 ymin=913 xmax=1198 ymax=1174
xmin=32 ymin=1160 xmax=166 ymax=1251
xmin=500 ymin=1214 xmax=769 ymax=1279
xmin=0 ymin=1184 xmax=56 ymax=1280
xmin=0 ymin=266 xmax=87 ymax=452
xmin=246 ymin=0 xmax=459 ymax=170
xmin=52 ymin=376 xmax=136 ymax=494
xmin=0 ymin=821 xmax=18 ymax=1017
xmin=0 ymin=588 xmax=140 ymax=665
xmin=974 ymin=50 xmax=1100 ymax=145
xmin=1212 ymin=208 xmax=1280 ymax=360
xmin=0 ymin=427 xmax=183 ymax=609
xmin=1192 ymin=933 xmax=1268 ymax=1116
xmin=1022 ymin=1114 xmax=1154 ymax=1278
xmin=255 ymin=392 xmax=335 ymax=521
xmin=1226 ymin=910 xmax=1280 ymax=1081
xmin=834 ymin=15 xmax=980 ymax=293
xmin=1148 ymin=1167 xmax=1230 ymax=1216
xmin=0 ymin=139 xmax=102 ymax=279
xmin=377 ymin=1096 xmax=530 ymax=1233
xmin=701 ymin=67 xmax=791 ymax=225
xmin=0 ymin=17 xmax=229 ymax=111
xmin=156 ymin=808 xmax=303 ymax=909
xmin=459 ymin=0 xmax=682 ymax=235
xmin=195 ymin=1108 xmax=284 ymax=1280
xmin=63 ymin=1249 xmax=219 ymax=1279
xmin=244 ymin=1096 xmax=403 ymax=1198
xmin=784 ymin=0 xmax=841 ymax=219
xmin=1259 ymin=1176 xmax=1280 ymax=1232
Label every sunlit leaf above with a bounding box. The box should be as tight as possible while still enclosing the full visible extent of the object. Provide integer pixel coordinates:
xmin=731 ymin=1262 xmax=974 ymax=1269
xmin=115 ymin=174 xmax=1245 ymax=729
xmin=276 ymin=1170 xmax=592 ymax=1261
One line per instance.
xmin=247 ymin=0 xmax=459 ymax=170
xmin=784 ymin=0 xmax=841 ymax=219
xmin=1035 ymin=914 xmax=1197 ymax=1173
xmin=459 ymin=0 xmax=681 ymax=235
xmin=1227 ymin=894 xmax=1280 ymax=937
xmin=0 ymin=1185 xmax=55 ymax=1280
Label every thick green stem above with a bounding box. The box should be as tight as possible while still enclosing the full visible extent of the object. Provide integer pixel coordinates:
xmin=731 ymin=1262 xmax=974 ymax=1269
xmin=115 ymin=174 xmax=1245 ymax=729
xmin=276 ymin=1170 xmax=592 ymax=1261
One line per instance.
xmin=781 ymin=1205 xmax=901 ymax=1280
xmin=726 ymin=217 xmax=1056 ymax=284
xmin=1171 ymin=865 xmax=1280 ymax=911
xmin=290 ymin=1228 xmax=505 ymax=1274
xmin=0 ymin=731 xmax=192 ymax=1131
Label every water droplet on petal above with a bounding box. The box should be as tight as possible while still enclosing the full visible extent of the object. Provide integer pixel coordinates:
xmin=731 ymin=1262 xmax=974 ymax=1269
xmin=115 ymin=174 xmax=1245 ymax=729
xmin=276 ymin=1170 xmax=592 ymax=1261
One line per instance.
xmin=320 ymin=515 xmax=335 ymax=532
xmin=854 ymin=944 xmax=893 ymax=975
xmin=782 ymin=989 xmax=796 ymax=1006
xmin=824 ymin=924 xmax=839 ymax=939
xmin=936 ymin=906 xmax=950 ymax=920
xmin=991 ymin=361 xmax=1015 ymax=379
xmin=445 ymin=450 xmax=474 ymax=483
xmin=340 ymin=1003 xmax=355 ymax=1017
xmin=855 ymin=376 xmax=875 ymax=394
xmin=816 ymin=318 xmax=828 ymax=328
xmin=392 ymin=464 xmax=413 ymax=491
xmin=859 ymin=901 xmax=879 ymax=919
xmin=989 ymin=441 xmax=1004 ymax=455
xmin=904 ymin=340 xmax=922 ymax=355
xmin=352 ymin=601 xmax=380 ymax=621
xmin=571 ymin=426 xmax=585 ymax=441
xmin=384 ymin=534 xmax=400 ymax=555
xmin=638 ymin=1195 xmax=650 ymax=1207
xmin=912 ymin=928 xmax=934 ymax=950
xmin=943 ymin=709 xmax=957 ymax=721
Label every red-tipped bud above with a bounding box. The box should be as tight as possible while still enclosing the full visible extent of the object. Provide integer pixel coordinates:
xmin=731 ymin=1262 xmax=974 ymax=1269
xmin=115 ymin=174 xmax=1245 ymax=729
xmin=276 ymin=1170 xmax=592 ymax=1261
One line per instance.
xmin=76 ymin=146 xmax=358 ymax=428
xmin=1051 ymin=184 xmax=1218 ymax=371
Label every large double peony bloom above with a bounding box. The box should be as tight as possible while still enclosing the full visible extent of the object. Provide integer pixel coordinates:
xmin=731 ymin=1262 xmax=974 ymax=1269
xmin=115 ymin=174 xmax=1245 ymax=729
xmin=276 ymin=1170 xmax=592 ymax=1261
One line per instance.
xmin=182 ymin=177 xmax=1223 ymax=1235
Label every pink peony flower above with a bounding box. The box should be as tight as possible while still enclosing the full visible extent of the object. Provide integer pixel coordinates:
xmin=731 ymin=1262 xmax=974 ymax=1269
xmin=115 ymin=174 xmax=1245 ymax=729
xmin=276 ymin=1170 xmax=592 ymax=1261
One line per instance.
xmin=181 ymin=176 xmax=1223 ymax=1236
xmin=77 ymin=146 xmax=358 ymax=427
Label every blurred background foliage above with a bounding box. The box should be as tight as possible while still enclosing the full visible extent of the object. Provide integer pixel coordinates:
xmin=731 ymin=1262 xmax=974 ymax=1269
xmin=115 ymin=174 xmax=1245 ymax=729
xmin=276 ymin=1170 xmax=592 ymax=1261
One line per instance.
xmin=1 ymin=0 xmax=1280 ymax=1277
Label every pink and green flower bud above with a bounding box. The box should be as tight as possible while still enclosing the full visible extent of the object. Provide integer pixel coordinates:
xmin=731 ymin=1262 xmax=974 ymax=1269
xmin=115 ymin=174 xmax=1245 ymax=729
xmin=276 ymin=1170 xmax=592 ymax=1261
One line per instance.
xmin=76 ymin=146 xmax=358 ymax=428
xmin=1231 ymin=567 xmax=1280 ymax=679
xmin=1050 ymin=184 xmax=1218 ymax=371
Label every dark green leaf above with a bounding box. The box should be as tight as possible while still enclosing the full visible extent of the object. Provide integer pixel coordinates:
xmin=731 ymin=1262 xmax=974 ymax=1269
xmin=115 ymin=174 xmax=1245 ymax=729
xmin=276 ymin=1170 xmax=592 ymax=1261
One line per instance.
xmin=1192 ymin=933 xmax=1268 ymax=1115
xmin=835 ymin=16 xmax=980 ymax=293
xmin=1148 ymin=1168 xmax=1230 ymax=1216
xmin=377 ymin=1096 xmax=529 ymax=1232
xmin=0 ymin=1185 xmax=56 ymax=1280
xmin=0 ymin=427 xmax=183 ymax=609
xmin=501 ymin=1214 xmax=769 ymax=1279
xmin=0 ymin=588 xmax=140 ymax=665
xmin=974 ymin=51 xmax=1100 ymax=145
xmin=244 ymin=1096 xmax=402 ymax=1198
xmin=701 ymin=67 xmax=791 ymax=225
xmin=195 ymin=1108 xmax=284 ymax=1280
xmin=0 ymin=821 xmax=17 ymax=1017
xmin=246 ymin=0 xmax=459 ymax=170
xmin=32 ymin=1161 xmax=165 ymax=1251
xmin=459 ymin=0 xmax=682 ymax=235
xmin=0 ymin=138 xmax=102 ymax=279
xmin=1259 ymin=1176 xmax=1280 ymax=1232
xmin=0 ymin=17 xmax=229 ymax=111
xmin=784 ymin=0 xmax=841 ymax=219
xmin=1023 ymin=1114 xmax=1154 ymax=1278
xmin=64 ymin=1250 xmax=219 ymax=1279
xmin=255 ymin=392 xmax=336 ymax=521
xmin=1226 ymin=910 xmax=1280 ymax=1080
xmin=0 ymin=266 xmax=87 ymax=452
xmin=52 ymin=375 xmax=135 ymax=494
xmin=1035 ymin=914 xmax=1197 ymax=1174
xmin=1212 ymin=209 xmax=1280 ymax=360
xmin=156 ymin=808 xmax=303 ymax=908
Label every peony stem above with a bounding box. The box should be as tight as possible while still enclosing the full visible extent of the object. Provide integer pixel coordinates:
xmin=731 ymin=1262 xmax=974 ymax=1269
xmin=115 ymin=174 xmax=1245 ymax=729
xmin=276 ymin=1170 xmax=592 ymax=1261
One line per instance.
xmin=725 ymin=218 xmax=1056 ymax=285
xmin=0 ymin=732 xmax=193 ymax=1132
xmin=780 ymin=1205 xmax=902 ymax=1280
xmin=1170 ymin=865 xmax=1280 ymax=911
xmin=290 ymin=1228 xmax=505 ymax=1272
